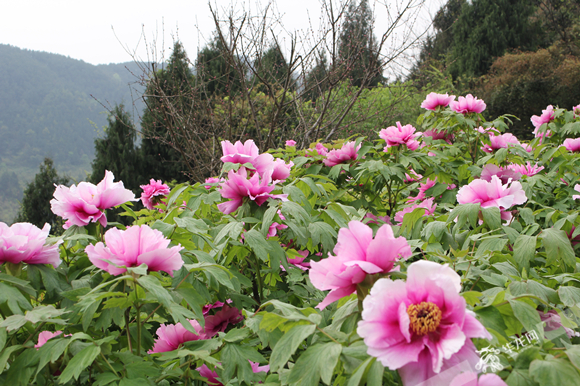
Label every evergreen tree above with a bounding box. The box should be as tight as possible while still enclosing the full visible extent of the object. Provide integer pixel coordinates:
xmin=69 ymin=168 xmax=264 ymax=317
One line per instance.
xmin=90 ymin=103 xmax=141 ymax=190
xmin=337 ymin=0 xmax=384 ymax=88
xmin=141 ymin=41 xmax=193 ymax=182
xmin=305 ymin=54 xmax=330 ymax=101
xmin=15 ymin=158 xmax=68 ymax=233
xmin=253 ymin=45 xmax=291 ymax=90
xmin=196 ymin=37 xmax=244 ymax=97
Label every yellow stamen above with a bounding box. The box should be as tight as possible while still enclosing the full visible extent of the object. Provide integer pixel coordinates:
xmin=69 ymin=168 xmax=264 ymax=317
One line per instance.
xmin=407 ymin=302 xmax=442 ymax=336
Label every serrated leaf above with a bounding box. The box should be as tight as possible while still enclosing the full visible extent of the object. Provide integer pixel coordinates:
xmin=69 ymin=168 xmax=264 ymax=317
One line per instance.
xmin=509 ymin=299 xmax=542 ymax=334
xmin=58 ymin=344 xmax=101 ymax=383
xmin=530 ymin=358 xmax=580 ymax=386
xmin=513 ymin=235 xmax=536 ymax=271
xmin=270 ymin=324 xmax=317 ymax=372
xmin=287 ymin=342 xmax=342 ymax=385
xmin=540 ymin=228 xmax=576 ymax=268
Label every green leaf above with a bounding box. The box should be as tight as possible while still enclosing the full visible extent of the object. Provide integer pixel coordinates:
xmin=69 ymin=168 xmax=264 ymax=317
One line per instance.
xmin=58 ymin=344 xmax=101 ymax=384
xmin=347 ymin=357 xmax=374 ymax=386
xmin=559 ymin=286 xmax=580 ymax=307
xmin=481 ymin=206 xmax=502 ymax=230
xmin=475 ymin=306 xmax=508 ymax=339
xmin=220 ymin=343 xmax=265 ymax=383
xmin=261 ymin=205 xmax=279 ymax=237
xmin=513 ymin=235 xmax=536 ymax=271
xmin=0 ymin=282 xmax=32 ymax=314
xmin=36 ymin=338 xmax=71 ymax=377
xmin=566 ymin=346 xmax=580 ymax=371
xmin=529 ymin=358 xmax=580 ymax=386
xmin=509 ymin=299 xmax=542 ymax=334
xmin=424 ymin=182 xmax=449 ymax=198
xmin=287 ymin=342 xmax=342 ymax=385
xmin=0 ymin=345 xmax=22 ymax=373
xmin=308 ymin=222 xmax=337 ymax=252
xmin=270 ymin=324 xmax=317 ymax=372
xmin=448 ymin=203 xmax=480 ymax=229
xmin=93 ymin=372 xmax=120 ymax=386
xmin=540 ymin=228 xmax=576 ymax=268
xmin=185 ymin=263 xmax=235 ymax=290
xmin=474 ymin=238 xmax=508 ymax=258
xmin=223 ymin=328 xmax=251 ymax=343
xmin=244 ymin=229 xmax=272 ymax=261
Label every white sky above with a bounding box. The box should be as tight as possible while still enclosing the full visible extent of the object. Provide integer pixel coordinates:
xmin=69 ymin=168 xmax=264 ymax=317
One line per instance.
xmin=0 ymin=0 xmax=444 ymax=66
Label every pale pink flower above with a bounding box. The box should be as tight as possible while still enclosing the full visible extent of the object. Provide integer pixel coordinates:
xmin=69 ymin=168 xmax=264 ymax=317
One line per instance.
xmin=480 ymin=164 xmax=521 ymax=184
xmin=315 ymin=143 xmax=328 ymax=156
xmin=217 ymin=169 xmax=288 ymax=214
xmin=573 ymin=184 xmax=580 ymax=200
xmin=573 ymin=104 xmax=580 ymax=117
xmin=35 ymin=331 xmax=63 ymax=349
xmin=323 ymin=141 xmax=361 ymax=167
xmin=394 ymin=198 xmax=437 ymax=223
xmin=220 ymin=140 xmax=259 ymax=164
xmin=505 ymin=162 xmax=544 ymax=177
xmin=86 ymin=225 xmax=184 ymax=277
xmin=405 ymin=169 xmax=423 ymax=183
xmin=531 ymin=105 xmax=555 ymax=128
xmin=204 ymin=304 xmax=244 ymax=338
xmin=379 ymin=122 xmax=422 ymax=151
xmin=0 ymin=223 xmax=61 ymax=268
xmin=475 ymin=126 xmax=500 ymax=135
xmin=563 ymin=138 xmax=580 ymax=152
xmin=357 ymin=260 xmax=491 ymax=385
xmin=450 ymin=94 xmax=486 ymax=114
xmin=421 ymin=92 xmax=455 ymax=111
xmin=149 ymin=320 xmax=206 ymax=353
xmin=51 ymin=170 xmax=136 ymax=229
xmin=204 ymin=177 xmax=224 ymax=190
xmin=539 ymin=310 xmax=579 ymax=339
xmin=450 ymin=372 xmax=508 ymax=386
xmin=456 ymin=175 xmax=527 ymax=222
xmin=253 ymin=154 xmax=293 ymax=182
xmin=481 ymin=133 xmax=521 ymax=153
xmin=521 ymin=143 xmax=534 ymax=153
xmin=285 ymin=140 xmax=296 ymax=146
xmin=250 ymin=361 xmax=270 ymax=374
xmin=309 ymin=221 xmax=411 ymax=310
xmin=423 ymin=129 xmax=453 ymax=144
xmin=140 ymin=179 xmax=170 ymax=210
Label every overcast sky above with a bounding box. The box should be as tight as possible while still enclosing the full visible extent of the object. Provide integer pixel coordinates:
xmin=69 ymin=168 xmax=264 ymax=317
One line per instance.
xmin=0 ymin=0 xmax=443 ymax=66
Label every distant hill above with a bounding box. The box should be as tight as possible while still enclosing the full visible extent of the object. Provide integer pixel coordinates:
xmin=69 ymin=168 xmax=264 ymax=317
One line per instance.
xmin=0 ymin=44 xmax=147 ymax=223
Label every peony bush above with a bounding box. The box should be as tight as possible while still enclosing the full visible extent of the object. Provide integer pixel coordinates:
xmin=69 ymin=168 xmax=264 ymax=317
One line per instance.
xmin=1 ymin=95 xmax=580 ymax=385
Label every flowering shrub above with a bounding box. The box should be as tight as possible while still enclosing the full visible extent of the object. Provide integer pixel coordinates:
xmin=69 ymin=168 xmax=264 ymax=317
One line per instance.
xmin=2 ymin=95 xmax=580 ymax=386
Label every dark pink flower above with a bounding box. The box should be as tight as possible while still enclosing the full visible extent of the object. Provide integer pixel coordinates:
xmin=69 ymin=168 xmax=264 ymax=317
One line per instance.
xmin=357 ymin=260 xmax=491 ymax=384
xmin=563 ymin=138 xmax=580 ymax=152
xmin=423 ymin=129 xmax=453 ymax=144
xmin=285 ymin=140 xmax=296 ymax=146
xmin=531 ymin=105 xmax=555 ymax=128
xmin=568 ymin=226 xmax=580 ymax=246
xmin=267 ymin=211 xmax=288 ymax=238
xmin=539 ymin=310 xmax=579 ymax=339
xmin=149 ymin=320 xmax=206 ymax=353
xmin=456 ymin=175 xmax=527 ymax=222
xmin=407 ymin=178 xmax=455 ymax=203
xmin=421 ymin=92 xmax=455 ymax=111
xmin=323 ymin=141 xmax=361 ymax=166
xmin=309 ymin=221 xmax=411 ymax=309
xmin=35 ymin=331 xmax=63 ymax=349
xmin=204 ymin=304 xmax=244 ymax=338
xmin=450 ymin=94 xmax=486 ymax=114
xmin=505 ymin=162 xmax=544 ymax=177
xmin=140 ymin=179 xmax=170 ymax=210
xmin=204 ymin=177 xmax=225 ymax=190
xmin=253 ymin=154 xmax=293 ymax=182
xmin=481 ymin=133 xmax=520 ymax=153
xmin=404 ymin=169 xmax=423 ymax=183
xmin=282 ymin=250 xmax=311 ymax=271
xmin=86 ymin=225 xmax=184 ymax=277
xmin=450 ymin=372 xmax=508 ymax=386
xmin=379 ymin=122 xmax=422 ymax=151
xmin=217 ymin=169 xmax=288 ymax=214
xmin=221 ymin=140 xmax=259 ymax=164
xmin=51 ymin=171 xmax=136 ymax=229
xmin=315 ymin=143 xmax=328 ymax=156
xmin=394 ymin=198 xmax=437 ymax=223
xmin=0 ymin=223 xmax=61 ymax=268
xmin=480 ymin=164 xmax=521 ymax=184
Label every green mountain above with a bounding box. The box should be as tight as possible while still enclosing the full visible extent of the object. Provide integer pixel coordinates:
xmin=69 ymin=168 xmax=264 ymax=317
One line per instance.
xmin=0 ymin=44 xmax=146 ymax=223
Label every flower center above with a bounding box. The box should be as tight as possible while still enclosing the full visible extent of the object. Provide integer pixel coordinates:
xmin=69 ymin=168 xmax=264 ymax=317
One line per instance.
xmin=407 ymin=302 xmax=442 ymax=336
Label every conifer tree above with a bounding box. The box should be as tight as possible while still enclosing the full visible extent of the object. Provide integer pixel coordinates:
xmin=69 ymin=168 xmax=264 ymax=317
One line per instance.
xmin=337 ymin=0 xmax=384 ymax=88
xmin=15 ymin=158 xmax=68 ymax=233
xmin=196 ymin=37 xmax=244 ymax=97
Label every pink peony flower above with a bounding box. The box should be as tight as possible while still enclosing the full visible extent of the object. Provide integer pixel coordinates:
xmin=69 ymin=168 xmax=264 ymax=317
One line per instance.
xmin=86 ymin=225 xmax=184 ymax=277
xmin=566 ymin=226 xmax=580 ymax=246
xmin=539 ymin=310 xmax=579 ymax=339
xmin=267 ymin=211 xmax=288 ymax=238
xmin=285 ymin=140 xmax=296 ymax=147
xmin=364 ymin=213 xmax=392 ymax=225
xmin=220 ymin=140 xmax=259 ymax=164
xmin=421 ymin=93 xmax=455 ymax=111
xmin=140 ymin=179 xmax=170 ymax=210
xmin=475 ymin=126 xmax=500 ymax=135
xmin=394 ymin=198 xmax=437 ymax=223
xmin=407 ymin=177 xmax=455 ymax=203
xmin=450 ymin=94 xmax=486 ymax=114
xmin=253 ymin=154 xmax=293 ymax=182
xmin=217 ymin=169 xmax=288 ymax=214
xmin=456 ymin=175 xmax=527 ymax=222
xmin=574 ymin=104 xmax=580 ymax=117
xmin=204 ymin=304 xmax=244 ymax=338
xmin=505 ymin=162 xmax=544 ymax=177
xmin=309 ymin=221 xmax=412 ymax=310
xmin=315 ymin=143 xmax=328 ymax=156
xmin=250 ymin=360 xmax=270 ymax=374
xmin=405 ymin=169 xmax=423 ymax=183
xmin=423 ymin=129 xmax=453 ymax=144
xmin=521 ymin=143 xmax=534 ymax=152
xmin=572 ymin=184 xmax=580 ymax=200
xmin=204 ymin=177 xmax=225 ymax=189
xmin=51 ymin=170 xmax=136 ymax=229
xmin=379 ymin=122 xmax=422 ymax=151
xmin=481 ymin=133 xmax=521 ymax=153
xmin=480 ymin=164 xmax=521 ymax=185
xmin=357 ymin=260 xmax=491 ymax=385
xmin=0 ymin=223 xmax=61 ymax=268
xmin=203 ymin=301 xmax=226 ymax=315
xmin=563 ymin=138 xmax=580 ymax=152
xmin=35 ymin=331 xmax=63 ymax=349
xmin=450 ymin=372 xmax=508 ymax=386
xmin=323 ymin=141 xmax=361 ymax=167
xmin=149 ymin=320 xmax=206 ymax=353
xmin=531 ymin=105 xmax=555 ymax=128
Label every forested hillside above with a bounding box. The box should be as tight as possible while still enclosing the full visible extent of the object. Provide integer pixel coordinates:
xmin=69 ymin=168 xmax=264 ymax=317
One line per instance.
xmin=0 ymin=44 xmax=145 ymax=223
